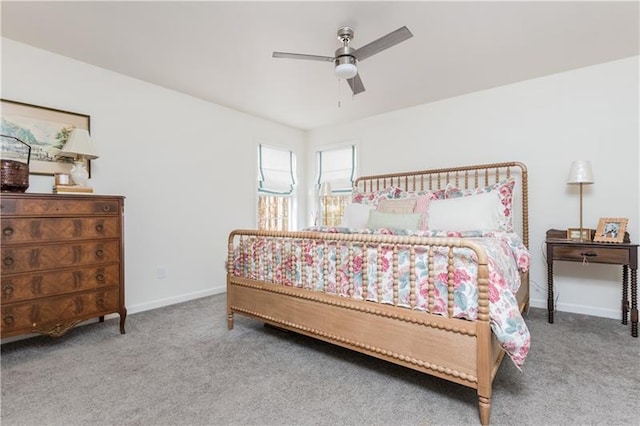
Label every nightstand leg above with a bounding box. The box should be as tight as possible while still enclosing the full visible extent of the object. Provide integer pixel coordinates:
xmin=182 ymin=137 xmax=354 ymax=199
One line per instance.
xmin=547 ymin=260 xmax=554 ymax=323
xmin=622 ymin=265 xmax=629 ymax=325
xmin=631 ymin=267 xmax=637 ymax=338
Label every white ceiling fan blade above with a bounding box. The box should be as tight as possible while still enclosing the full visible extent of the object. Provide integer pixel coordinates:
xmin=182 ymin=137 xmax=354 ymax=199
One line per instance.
xmin=353 ymin=26 xmax=413 ymax=62
xmin=347 ymin=73 xmax=365 ymax=95
xmin=272 ymin=52 xmax=334 ymax=62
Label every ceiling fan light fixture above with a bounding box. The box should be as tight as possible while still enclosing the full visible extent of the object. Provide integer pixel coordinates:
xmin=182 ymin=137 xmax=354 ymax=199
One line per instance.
xmin=334 ymin=56 xmax=357 ymax=79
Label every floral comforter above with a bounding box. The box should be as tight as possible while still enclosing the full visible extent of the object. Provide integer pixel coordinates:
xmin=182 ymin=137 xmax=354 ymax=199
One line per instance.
xmin=232 ymin=226 xmax=530 ymax=368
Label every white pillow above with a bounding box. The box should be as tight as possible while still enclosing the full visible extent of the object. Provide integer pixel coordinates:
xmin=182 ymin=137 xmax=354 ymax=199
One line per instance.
xmin=340 ymin=203 xmax=374 ymax=229
xmin=427 ymin=191 xmax=501 ymax=231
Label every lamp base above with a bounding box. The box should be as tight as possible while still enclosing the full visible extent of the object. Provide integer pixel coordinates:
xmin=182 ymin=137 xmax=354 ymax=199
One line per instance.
xmin=70 ymin=161 xmax=89 ymax=187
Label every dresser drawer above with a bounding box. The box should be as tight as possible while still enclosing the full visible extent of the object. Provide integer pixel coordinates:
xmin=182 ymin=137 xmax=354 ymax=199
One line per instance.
xmin=1 ymin=287 xmax=120 ymax=336
xmin=1 ymin=217 xmax=120 ymax=244
xmin=552 ymin=245 xmax=631 ymax=265
xmin=1 ymin=240 xmax=120 ymax=273
xmin=0 ymin=197 xmax=119 ymax=216
xmin=1 ymin=264 xmax=120 ymax=303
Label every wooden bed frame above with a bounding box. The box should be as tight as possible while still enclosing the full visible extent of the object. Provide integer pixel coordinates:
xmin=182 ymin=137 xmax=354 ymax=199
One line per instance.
xmin=227 ymin=162 xmax=529 ymax=425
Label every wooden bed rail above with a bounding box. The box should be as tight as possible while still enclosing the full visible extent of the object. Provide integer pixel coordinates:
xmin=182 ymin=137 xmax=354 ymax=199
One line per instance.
xmin=228 ymin=230 xmax=491 ymax=323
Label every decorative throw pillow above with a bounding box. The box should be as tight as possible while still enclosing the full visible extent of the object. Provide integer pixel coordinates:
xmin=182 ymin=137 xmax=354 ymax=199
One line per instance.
xmin=377 ymin=197 xmax=417 ymax=214
xmin=396 ymin=187 xmax=446 ymax=200
xmin=443 ymin=178 xmax=516 ymax=232
xmin=351 ymin=186 xmax=402 ymax=206
xmin=340 ymin=203 xmax=374 ymax=229
xmin=366 ymin=210 xmax=422 ymax=231
xmin=413 ymin=195 xmax=431 ymax=231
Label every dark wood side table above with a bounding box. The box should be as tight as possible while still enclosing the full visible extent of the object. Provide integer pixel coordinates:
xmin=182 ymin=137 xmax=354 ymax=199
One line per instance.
xmin=546 ymin=229 xmax=638 ymax=337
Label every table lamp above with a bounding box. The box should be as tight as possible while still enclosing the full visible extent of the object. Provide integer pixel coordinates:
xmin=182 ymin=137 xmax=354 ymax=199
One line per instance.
xmin=58 ymin=129 xmax=99 ymax=187
xmin=567 ymin=160 xmax=594 ymax=242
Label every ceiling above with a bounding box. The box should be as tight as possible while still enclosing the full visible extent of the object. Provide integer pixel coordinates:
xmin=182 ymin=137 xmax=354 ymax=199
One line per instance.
xmin=1 ymin=1 xmax=638 ymax=130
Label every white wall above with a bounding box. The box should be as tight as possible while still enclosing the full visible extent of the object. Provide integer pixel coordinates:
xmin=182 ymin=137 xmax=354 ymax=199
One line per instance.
xmin=1 ymin=38 xmax=306 ymax=314
xmin=3 ymin=37 xmax=638 ymax=323
xmin=307 ymin=56 xmax=640 ymax=320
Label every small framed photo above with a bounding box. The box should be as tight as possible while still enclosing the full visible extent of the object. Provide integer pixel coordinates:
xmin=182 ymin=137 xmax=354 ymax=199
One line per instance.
xmin=567 ymin=228 xmax=592 ymax=241
xmin=594 ymin=217 xmax=628 ymax=243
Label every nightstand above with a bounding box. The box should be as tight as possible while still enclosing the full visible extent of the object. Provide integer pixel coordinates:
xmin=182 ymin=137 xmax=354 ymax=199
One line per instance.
xmin=546 ymin=229 xmax=638 ymax=337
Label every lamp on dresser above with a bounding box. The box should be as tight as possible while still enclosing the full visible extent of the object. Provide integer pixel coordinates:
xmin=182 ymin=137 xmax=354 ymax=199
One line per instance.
xmin=58 ymin=128 xmax=98 ymax=189
xmin=567 ymin=160 xmax=594 ymax=242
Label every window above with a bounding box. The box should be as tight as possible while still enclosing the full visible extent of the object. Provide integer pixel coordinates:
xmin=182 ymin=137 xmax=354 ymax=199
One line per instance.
xmin=257 ymin=144 xmax=296 ymax=231
xmin=316 ymin=145 xmax=356 ymax=226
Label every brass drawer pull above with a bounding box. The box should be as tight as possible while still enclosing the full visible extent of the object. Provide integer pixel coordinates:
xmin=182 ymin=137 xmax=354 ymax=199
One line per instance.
xmin=95 ymin=273 xmax=105 ymax=282
xmin=96 ymin=298 xmax=105 ymax=307
xmin=2 ymin=226 xmax=14 ymax=237
xmin=3 ymin=315 xmax=14 ymax=325
xmin=3 ymin=257 xmax=14 ymax=266
xmin=3 ymin=285 xmax=14 ymax=296
xmin=95 ymin=224 xmax=104 ymax=233
xmin=102 ymin=205 xmax=111 ymax=212
xmin=95 ymin=249 xmax=104 ymax=258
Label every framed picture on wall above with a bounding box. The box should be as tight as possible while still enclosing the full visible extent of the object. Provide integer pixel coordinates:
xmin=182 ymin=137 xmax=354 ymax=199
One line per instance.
xmin=0 ymin=99 xmax=91 ymax=176
xmin=594 ymin=217 xmax=628 ymax=243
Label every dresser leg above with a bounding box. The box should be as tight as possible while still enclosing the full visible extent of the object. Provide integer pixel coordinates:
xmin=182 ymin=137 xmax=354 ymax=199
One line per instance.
xmin=119 ymin=308 xmax=127 ymax=334
xmin=547 ymin=260 xmax=554 ymax=323
xmin=622 ymin=265 xmax=629 ymax=325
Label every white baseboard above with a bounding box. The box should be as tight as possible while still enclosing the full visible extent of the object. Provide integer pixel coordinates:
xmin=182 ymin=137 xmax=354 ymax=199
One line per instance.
xmin=529 ymin=298 xmax=620 ymax=320
xmin=126 ymin=285 xmax=226 ymax=315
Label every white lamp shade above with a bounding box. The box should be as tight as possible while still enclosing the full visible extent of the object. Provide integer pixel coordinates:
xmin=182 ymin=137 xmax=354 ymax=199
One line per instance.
xmin=567 ymin=160 xmax=594 ymax=184
xmin=59 ymin=129 xmax=99 ymax=159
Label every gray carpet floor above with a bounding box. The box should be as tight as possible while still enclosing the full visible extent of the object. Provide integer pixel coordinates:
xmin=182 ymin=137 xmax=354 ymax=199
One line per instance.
xmin=1 ymin=293 xmax=639 ymax=426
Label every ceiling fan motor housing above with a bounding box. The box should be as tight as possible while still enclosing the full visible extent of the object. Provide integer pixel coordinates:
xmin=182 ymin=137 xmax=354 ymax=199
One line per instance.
xmin=333 ymin=27 xmax=358 ymax=79
xmin=334 ymin=46 xmax=357 ymax=79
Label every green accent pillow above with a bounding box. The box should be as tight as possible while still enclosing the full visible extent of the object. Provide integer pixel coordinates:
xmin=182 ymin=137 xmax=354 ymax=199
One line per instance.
xmin=366 ymin=210 xmax=422 ymax=230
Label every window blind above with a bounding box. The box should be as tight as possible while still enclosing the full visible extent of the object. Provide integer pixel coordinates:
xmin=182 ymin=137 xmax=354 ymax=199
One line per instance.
xmin=317 ymin=145 xmax=356 ymax=194
xmin=258 ymin=144 xmax=296 ymax=195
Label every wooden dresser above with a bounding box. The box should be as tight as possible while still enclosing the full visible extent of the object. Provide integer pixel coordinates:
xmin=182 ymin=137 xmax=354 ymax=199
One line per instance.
xmin=0 ymin=193 xmax=126 ymax=338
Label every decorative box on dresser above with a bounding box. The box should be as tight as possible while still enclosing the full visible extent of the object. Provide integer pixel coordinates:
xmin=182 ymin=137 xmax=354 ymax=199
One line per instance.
xmin=1 ymin=193 xmax=126 ymax=339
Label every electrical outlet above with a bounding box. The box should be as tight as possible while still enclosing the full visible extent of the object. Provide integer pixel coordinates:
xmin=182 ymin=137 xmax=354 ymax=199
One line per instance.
xmin=156 ymin=266 xmax=167 ymax=279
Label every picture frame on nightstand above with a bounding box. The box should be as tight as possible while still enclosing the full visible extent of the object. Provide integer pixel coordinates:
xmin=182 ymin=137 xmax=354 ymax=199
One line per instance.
xmin=567 ymin=228 xmax=592 ymax=241
xmin=594 ymin=217 xmax=628 ymax=243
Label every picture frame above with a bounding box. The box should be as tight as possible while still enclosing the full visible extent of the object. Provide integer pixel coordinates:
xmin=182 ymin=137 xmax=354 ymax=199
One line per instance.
xmin=567 ymin=228 xmax=592 ymax=241
xmin=1 ymin=99 xmax=91 ymax=176
xmin=594 ymin=217 xmax=628 ymax=243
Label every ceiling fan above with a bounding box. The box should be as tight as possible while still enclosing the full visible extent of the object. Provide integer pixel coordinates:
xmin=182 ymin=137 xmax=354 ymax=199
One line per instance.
xmin=272 ymin=26 xmax=413 ymax=95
